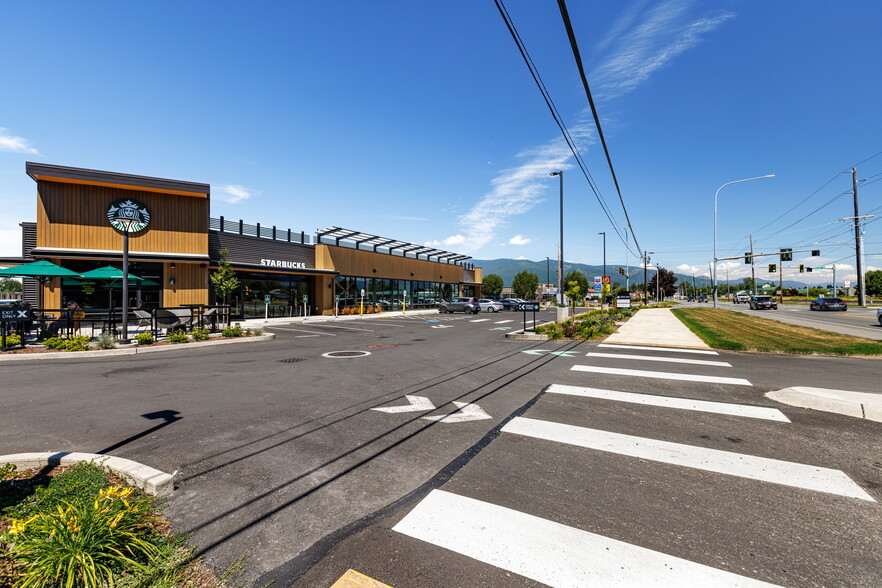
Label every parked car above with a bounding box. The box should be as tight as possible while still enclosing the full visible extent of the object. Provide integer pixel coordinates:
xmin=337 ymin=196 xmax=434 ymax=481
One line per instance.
xmin=499 ymin=298 xmax=523 ymax=310
xmin=748 ymin=295 xmax=777 ymax=310
xmin=477 ymin=299 xmax=503 ymax=313
xmin=809 ymin=297 xmax=847 ymax=311
xmin=439 ymin=297 xmax=481 ymax=314
xmin=877 ymin=307 xmax=882 ymax=326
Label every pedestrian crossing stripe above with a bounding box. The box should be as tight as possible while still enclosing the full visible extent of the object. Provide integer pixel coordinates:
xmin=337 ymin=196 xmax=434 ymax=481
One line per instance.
xmin=547 ymin=384 xmax=790 ymax=422
xmin=571 ymin=365 xmax=752 ymax=386
xmin=585 ymin=352 xmax=732 ymax=367
xmin=502 ymin=417 xmax=874 ymax=501
xmin=598 ymin=343 xmax=718 ymax=355
xmin=393 ymin=490 xmax=780 ymax=587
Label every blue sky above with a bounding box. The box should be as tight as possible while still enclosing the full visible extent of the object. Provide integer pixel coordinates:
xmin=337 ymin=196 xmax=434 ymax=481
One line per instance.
xmin=2 ymin=0 xmax=880 ymax=285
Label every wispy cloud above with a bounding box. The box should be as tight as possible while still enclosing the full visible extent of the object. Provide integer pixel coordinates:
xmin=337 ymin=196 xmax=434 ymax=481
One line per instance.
xmin=509 ymin=234 xmax=534 ymax=245
xmin=216 ymin=184 xmax=257 ymax=204
xmin=0 ymin=128 xmax=40 ymax=154
xmin=428 ymin=0 xmax=733 ymax=254
xmin=425 ymin=234 xmax=466 ymax=247
xmin=592 ymin=0 xmax=735 ymax=100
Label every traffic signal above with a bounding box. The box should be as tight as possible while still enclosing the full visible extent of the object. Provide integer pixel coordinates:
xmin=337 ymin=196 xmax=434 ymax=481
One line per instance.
xmin=780 ymin=248 xmax=793 ymax=261
xmin=618 ymin=267 xmax=625 ymax=275
xmin=744 ymin=252 xmax=752 ymax=264
xmin=806 ymin=267 xmax=813 ymax=273
xmin=768 ymin=263 xmax=777 ymax=273
xmin=811 ymin=249 xmax=820 ymax=257
xmin=799 ymin=264 xmax=805 ymax=273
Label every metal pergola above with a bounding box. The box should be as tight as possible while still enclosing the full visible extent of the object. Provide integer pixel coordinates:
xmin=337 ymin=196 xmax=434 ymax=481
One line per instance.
xmin=316 ymin=227 xmax=473 ymax=266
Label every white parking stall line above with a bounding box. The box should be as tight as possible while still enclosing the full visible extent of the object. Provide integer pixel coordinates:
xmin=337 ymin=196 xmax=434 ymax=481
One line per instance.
xmin=571 ymin=365 xmax=752 ymax=386
xmin=310 ymin=324 xmax=374 ymax=332
xmin=547 ymin=384 xmax=790 ymax=422
xmin=494 ymin=319 xmax=514 ymax=324
xmin=469 ymin=319 xmax=491 ymax=323
xmin=265 ymin=327 xmax=336 ymax=336
xmin=585 ymin=352 xmax=732 ymax=367
xmin=352 ymin=321 xmax=407 ymax=327
xmin=502 ymin=418 xmax=874 ymax=501
xmin=598 ymin=343 xmax=718 ymax=355
xmin=393 ymin=490 xmax=780 ymax=587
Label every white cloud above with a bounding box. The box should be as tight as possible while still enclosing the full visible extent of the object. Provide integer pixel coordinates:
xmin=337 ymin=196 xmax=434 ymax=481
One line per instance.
xmin=515 ymin=255 xmax=528 ymax=260
xmin=593 ymin=0 xmax=735 ymax=100
xmin=676 ymin=263 xmax=702 ymax=275
xmin=216 ymin=184 xmax=257 ymax=204
xmin=0 ymin=128 xmax=40 ymax=154
xmin=425 ymin=234 xmax=466 ymax=248
xmin=509 ymin=234 xmax=534 ymax=246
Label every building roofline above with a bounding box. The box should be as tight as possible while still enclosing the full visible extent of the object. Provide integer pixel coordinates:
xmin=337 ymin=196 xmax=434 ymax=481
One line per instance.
xmin=26 ymin=162 xmax=210 ymax=198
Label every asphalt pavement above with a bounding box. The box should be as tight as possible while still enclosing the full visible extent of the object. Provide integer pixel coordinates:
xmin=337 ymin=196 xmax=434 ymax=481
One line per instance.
xmin=1 ymin=306 xmax=880 ymax=587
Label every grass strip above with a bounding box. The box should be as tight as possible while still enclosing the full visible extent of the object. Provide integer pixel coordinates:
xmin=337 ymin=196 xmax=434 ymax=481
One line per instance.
xmin=671 ymin=307 xmax=882 ymax=356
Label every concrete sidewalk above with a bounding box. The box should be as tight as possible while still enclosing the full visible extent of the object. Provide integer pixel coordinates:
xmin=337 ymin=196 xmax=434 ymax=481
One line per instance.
xmin=237 ymin=308 xmax=439 ymax=329
xmin=603 ymin=307 xmax=709 ymax=349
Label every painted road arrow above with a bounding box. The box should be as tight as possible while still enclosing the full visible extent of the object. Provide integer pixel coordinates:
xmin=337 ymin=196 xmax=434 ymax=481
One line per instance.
xmin=521 ymin=350 xmax=579 ymax=357
xmin=422 ymin=401 xmax=492 ymax=423
xmin=431 ymin=325 xmax=453 ymax=329
xmin=371 ymin=395 xmax=436 ymax=413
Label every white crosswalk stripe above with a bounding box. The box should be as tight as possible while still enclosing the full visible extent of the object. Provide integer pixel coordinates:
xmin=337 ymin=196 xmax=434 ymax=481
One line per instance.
xmin=598 ymin=343 xmax=719 ymax=355
xmin=571 ymin=365 xmax=752 ymax=386
xmin=585 ymin=352 xmax=732 ymax=367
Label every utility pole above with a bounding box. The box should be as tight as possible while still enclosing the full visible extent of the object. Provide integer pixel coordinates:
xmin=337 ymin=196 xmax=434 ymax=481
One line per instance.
xmin=851 ymin=168 xmax=866 ymax=306
xmin=749 ymin=234 xmax=757 ymax=296
xmin=643 ymin=251 xmax=649 ymax=304
xmin=546 ymin=256 xmax=550 ymax=285
xmin=832 ymin=264 xmax=837 ymax=297
xmin=657 ymin=264 xmax=661 ymax=301
xmin=778 ymin=259 xmax=784 ymax=303
xmin=692 ymin=274 xmax=697 ymax=299
xmin=725 ymin=266 xmax=729 ymax=298
xmin=625 ymin=227 xmax=630 ymax=291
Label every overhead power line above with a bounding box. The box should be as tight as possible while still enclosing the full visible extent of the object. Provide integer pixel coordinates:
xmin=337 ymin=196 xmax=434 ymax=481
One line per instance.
xmin=555 ymin=0 xmax=641 ymax=255
xmin=492 ymin=0 xmax=640 ymax=258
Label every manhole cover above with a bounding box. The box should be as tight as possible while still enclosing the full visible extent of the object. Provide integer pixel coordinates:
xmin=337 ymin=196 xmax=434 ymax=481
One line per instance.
xmin=367 ymin=344 xmax=397 ymax=349
xmin=277 ymin=358 xmax=305 ymax=364
xmin=322 ymin=350 xmax=372 ymax=359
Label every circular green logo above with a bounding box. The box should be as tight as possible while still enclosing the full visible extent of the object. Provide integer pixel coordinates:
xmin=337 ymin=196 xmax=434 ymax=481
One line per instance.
xmin=107 ymin=199 xmax=150 ymax=232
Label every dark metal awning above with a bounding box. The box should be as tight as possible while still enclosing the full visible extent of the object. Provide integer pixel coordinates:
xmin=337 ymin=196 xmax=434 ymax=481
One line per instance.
xmin=316 ymin=227 xmax=473 ymax=265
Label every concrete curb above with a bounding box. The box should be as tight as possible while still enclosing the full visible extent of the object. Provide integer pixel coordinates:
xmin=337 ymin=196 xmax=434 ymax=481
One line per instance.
xmin=0 ymin=333 xmax=275 ymax=362
xmin=766 ymin=387 xmax=882 ymax=423
xmin=0 ymin=452 xmax=174 ymax=496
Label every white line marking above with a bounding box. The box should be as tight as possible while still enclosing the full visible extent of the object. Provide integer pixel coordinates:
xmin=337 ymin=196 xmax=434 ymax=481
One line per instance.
xmin=393 ymin=490 xmax=780 ymax=587
xmin=598 ymin=343 xmax=718 ymax=355
xmin=352 ymin=321 xmax=407 ymax=327
xmin=502 ymin=417 xmax=874 ymax=501
xmin=494 ymin=319 xmax=514 ymax=324
xmin=371 ymin=395 xmax=435 ymax=413
xmin=265 ymin=327 xmax=336 ymax=336
xmin=586 ymin=352 xmax=732 ymax=367
xmin=571 ymin=365 xmax=752 ymax=386
xmin=311 ymin=324 xmax=374 ymax=332
xmin=421 ymin=401 xmax=492 ymax=423
xmin=469 ymin=319 xmax=491 ymax=323
xmin=547 ymin=384 xmax=790 ymax=422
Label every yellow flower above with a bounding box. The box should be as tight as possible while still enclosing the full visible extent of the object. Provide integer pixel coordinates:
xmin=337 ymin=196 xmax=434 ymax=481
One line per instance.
xmin=109 ymin=513 xmax=123 ymax=528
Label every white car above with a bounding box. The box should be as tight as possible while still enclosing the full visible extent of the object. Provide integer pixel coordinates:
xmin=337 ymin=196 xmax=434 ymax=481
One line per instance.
xmin=477 ymin=299 xmax=504 ymax=313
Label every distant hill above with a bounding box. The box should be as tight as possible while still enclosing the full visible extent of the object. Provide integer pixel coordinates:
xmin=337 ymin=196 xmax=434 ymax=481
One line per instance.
xmin=472 ymin=258 xmax=812 ymax=290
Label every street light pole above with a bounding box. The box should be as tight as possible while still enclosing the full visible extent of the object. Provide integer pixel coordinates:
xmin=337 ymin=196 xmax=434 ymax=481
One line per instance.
xmin=550 ymin=171 xmax=564 ymax=306
xmin=714 ymin=174 xmax=775 ymax=308
xmin=599 ymin=231 xmax=606 ymax=306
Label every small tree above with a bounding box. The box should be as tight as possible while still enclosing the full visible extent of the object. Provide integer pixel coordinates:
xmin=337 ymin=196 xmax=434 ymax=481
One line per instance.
xmin=512 ymin=270 xmax=539 ymax=299
xmin=210 ymin=248 xmax=239 ymax=304
xmin=564 ymin=279 xmax=581 ymax=316
xmin=482 ymin=274 xmax=504 ymax=298
xmin=563 ymin=270 xmax=589 ymax=302
xmin=0 ymin=278 xmax=22 ymax=293
xmin=648 ymin=268 xmax=678 ymax=299
xmin=865 ymin=270 xmax=882 ymax=296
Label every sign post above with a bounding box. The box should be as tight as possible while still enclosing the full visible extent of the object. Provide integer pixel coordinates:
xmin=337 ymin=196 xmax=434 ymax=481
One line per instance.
xmin=107 ymin=199 xmax=150 ymax=343
xmin=403 ymin=290 xmax=407 ymax=313
xmin=517 ymin=301 xmax=540 ymax=332
xmin=360 ymin=288 xmax=366 ymax=315
xmin=264 ymin=294 xmax=271 ymax=320
xmin=0 ymin=307 xmax=32 ymax=351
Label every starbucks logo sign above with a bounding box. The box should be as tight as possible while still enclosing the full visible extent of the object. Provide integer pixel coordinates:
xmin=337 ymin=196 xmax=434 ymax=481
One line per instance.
xmin=107 ymin=199 xmax=150 ymax=232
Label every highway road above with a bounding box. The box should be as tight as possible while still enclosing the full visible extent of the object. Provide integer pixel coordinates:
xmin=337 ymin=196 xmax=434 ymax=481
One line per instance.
xmin=1 ymin=308 xmax=880 ymax=587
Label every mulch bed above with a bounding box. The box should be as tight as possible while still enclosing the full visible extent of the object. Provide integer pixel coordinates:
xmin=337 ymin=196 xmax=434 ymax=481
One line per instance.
xmin=0 ymin=334 xmax=265 ymax=354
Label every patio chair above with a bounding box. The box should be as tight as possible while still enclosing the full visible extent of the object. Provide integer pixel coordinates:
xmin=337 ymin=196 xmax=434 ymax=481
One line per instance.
xmin=154 ymin=309 xmax=183 ymax=334
xmin=170 ymin=308 xmax=193 ymax=330
xmin=132 ymin=309 xmax=153 ymax=334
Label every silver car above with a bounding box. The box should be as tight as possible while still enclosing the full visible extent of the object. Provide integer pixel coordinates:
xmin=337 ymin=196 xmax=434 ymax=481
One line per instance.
xmin=477 ymin=299 xmax=503 ymax=313
xmin=439 ymin=297 xmax=481 ymax=314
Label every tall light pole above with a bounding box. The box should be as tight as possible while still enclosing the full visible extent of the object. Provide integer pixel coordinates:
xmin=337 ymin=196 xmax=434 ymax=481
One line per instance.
xmin=714 ymin=174 xmax=775 ymax=308
xmin=550 ymin=171 xmax=564 ymax=306
xmin=599 ymin=231 xmax=606 ymax=305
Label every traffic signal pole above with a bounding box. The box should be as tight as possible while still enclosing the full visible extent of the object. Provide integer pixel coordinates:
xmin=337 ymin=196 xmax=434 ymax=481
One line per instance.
xmin=852 ymin=168 xmax=866 ymax=306
xmin=750 ymin=234 xmax=757 ymax=296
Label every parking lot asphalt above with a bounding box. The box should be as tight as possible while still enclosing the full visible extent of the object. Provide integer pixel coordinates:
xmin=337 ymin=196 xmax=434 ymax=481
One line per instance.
xmin=1 ymin=306 xmax=880 ymax=586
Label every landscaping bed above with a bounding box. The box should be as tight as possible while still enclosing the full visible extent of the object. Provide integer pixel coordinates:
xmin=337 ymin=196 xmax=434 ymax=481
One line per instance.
xmin=671 ymin=307 xmax=882 ymax=356
xmin=0 ymin=460 xmax=241 ymax=587
xmin=535 ymin=308 xmax=636 ymax=340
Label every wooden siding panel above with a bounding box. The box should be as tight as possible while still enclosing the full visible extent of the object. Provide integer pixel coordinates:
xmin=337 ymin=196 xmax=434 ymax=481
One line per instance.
xmin=163 ymin=262 xmax=208 ymax=307
xmin=36 ymin=181 xmax=207 ymax=255
xmin=317 ymin=245 xmax=465 ymax=283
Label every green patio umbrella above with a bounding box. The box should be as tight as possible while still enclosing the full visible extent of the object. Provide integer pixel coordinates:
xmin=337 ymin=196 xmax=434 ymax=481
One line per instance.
xmin=79 ymin=266 xmax=157 ymax=309
xmin=0 ymin=260 xmax=84 ymax=309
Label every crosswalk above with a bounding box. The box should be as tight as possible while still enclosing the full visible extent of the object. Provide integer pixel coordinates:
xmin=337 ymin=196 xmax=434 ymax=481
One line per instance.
xmin=388 ymin=343 xmax=876 ymax=587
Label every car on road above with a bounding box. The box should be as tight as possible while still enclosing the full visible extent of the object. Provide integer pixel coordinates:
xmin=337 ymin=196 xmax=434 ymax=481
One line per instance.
xmin=499 ymin=298 xmax=524 ymax=310
xmin=809 ymin=297 xmax=847 ymax=311
xmin=477 ymin=299 xmax=504 ymax=313
xmin=697 ymin=295 xmax=708 ymax=303
xmin=732 ymin=291 xmax=751 ymax=303
xmin=748 ymin=295 xmax=777 ymax=310
xmin=439 ymin=297 xmax=481 ymax=314
xmin=878 ymin=307 xmax=882 ymax=325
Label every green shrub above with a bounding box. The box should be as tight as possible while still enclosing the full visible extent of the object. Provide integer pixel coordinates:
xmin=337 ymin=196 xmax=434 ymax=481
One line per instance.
xmin=43 ymin=337 xmax=65 ymax=350
xmin=2 ymin=333 xmax=22 ymax=347
xmin=62 ymin=335 xmax=92 ymax=352
xmin=134 ymin=332 xmax=154 ymax=345
xmin=94 ymin=332 xmax=117 ymax=350
xmin=222 ymin=323 xmax=244 ymax=337
xmin=248 ymin=326 xmax=263 ymax=336
xmin=190 ymin=327 xmax=210 ymax=341
xmin=166 ymin=329 xmax=189 ymax=344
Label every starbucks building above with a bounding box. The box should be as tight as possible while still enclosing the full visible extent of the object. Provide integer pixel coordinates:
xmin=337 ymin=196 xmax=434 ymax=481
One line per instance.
xmin=7 ymin=162 xmax=482 ymax=317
